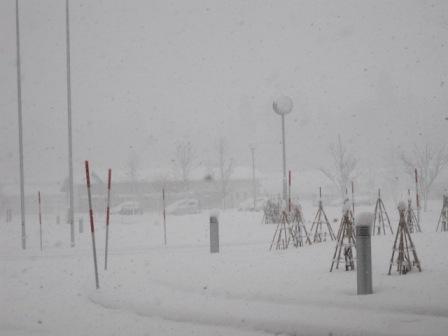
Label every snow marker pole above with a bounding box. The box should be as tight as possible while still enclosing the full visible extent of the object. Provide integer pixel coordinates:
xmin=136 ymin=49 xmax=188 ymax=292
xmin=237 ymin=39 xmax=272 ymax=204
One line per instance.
xmin=38 ymin=191 xmax=42 ymax=252
xmin=162 ymin=188 xmax=167 ymax=246
xmin=85 ymin=161 xmax=100 ymax=289
xmin=104 ymin=169 xmax=112 ymax=270
xmin=415 ymin=168 xmax=420 ymax=225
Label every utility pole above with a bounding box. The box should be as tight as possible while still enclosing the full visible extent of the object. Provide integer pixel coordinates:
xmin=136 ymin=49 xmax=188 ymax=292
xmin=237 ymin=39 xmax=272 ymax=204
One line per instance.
xmin=66 ymin=0 xmax=75 ymax=247
xmin=15 ymin=0 xmax=26 ymax=249
xmin=250 ymin=145 xmax=256 ymax=210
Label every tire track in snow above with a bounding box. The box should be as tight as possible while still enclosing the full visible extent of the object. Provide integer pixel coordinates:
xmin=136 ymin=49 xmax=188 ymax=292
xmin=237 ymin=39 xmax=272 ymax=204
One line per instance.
xmin=88 ymin=280 xmax=435 ymax=336
xmin=148 ymin=277 xmax=448 ymax=320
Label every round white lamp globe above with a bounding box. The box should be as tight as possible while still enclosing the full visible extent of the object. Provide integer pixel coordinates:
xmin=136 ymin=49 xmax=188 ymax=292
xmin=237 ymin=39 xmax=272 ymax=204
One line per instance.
xmin=273 ymin=96 xmax=293 ymax=116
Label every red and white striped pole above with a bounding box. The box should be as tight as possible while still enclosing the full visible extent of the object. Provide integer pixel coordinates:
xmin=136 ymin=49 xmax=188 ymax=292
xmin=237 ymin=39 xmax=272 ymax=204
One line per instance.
xmin=415 ymin=168 xmax=420 ymax=224
xmin=38 ymin=191 xmax=42 ymax=252
xmin=85 ymin=160 xmax=99 ymax=289
xmin=104 ymin=168 xmax=112 ymax=270
xmin=162 ymin=188 xmax=167 ymax=246
xmin=288 ymin=170 xmax=292 ymax=212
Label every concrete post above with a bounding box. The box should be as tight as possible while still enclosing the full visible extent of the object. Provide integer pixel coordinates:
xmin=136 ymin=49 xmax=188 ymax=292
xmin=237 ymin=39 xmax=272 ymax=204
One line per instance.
xmin=210 ymin=214 xmax=219 ymax=253
xmin=355 ymin=212 xmax=373 ymax=295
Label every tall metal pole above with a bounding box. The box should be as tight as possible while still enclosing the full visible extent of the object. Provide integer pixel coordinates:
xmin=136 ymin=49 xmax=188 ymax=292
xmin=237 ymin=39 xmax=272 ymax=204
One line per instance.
xmin=15 ymin=0 xmax=26 ymax=250
xmin=66 ymin=0 xmax=75 ymax=247
xmin=281 ymin=114 xmax=287 ymax=201
xmin=38 ymin=191 xmax=42 ymax=251
xmin=273 ymin=96 xmax=293 ymax=203
xmin=250 ymin=146 xmax=256 ymax=210
xmin=162 ymin=188 xmax=167 ymax=246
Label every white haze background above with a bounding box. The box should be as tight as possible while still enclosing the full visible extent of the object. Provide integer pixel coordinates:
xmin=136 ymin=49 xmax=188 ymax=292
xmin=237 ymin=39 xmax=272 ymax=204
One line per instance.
xmin=1 ymin=0 xmax=447 ymax=188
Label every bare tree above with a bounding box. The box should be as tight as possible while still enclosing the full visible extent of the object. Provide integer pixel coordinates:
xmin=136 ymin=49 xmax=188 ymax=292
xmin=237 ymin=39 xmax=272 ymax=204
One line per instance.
xmin=127 ymin=150 xmax=141 ymax=201
xmin=217 ymin=137 xmax=234 ymax=208
xmin=172 ymin=141 xmax=196 ymax=191
xmin=320 ymin=135 xmax=358 ymax=200
xmin=401 ymin=144 xmax=448 ymax=211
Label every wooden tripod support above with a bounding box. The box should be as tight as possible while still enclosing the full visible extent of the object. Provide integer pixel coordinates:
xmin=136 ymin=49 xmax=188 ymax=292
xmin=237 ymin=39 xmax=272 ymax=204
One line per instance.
xmin=269 ymin=204 xmax=311 ymax=250
xmin=330 ymin=206 xmax=356 ymax=272
xmin=269 ymin=210 xmax=290 ymax=250
xmin=288 ymin=204 xmax=312 ymax=247
xmin=436 ymin=195 xmax=448 ymax=232
xmin=310 ymin=187 xmax=335 ymax=242
xmin=388 ymin=202 xmax=422 ymax=275
xmin=263 ymin=198 xmax=281 ymax=224
xmin=372 ymin=189 xmax=393 ymax=235
xmin=406 ymin=190 xmax=421 ymax=233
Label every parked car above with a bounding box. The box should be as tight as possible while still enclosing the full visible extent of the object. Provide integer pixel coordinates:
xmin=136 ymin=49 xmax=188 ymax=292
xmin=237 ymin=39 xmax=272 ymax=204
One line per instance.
xmin=354 ymin=195 xmax=375 ymax=206
xmin=238 ymin=197 xmax=268 ymax=212
xmin=111 ymin=201 xmax=143 ymax=215
xmin=165 ymin=198 xmax=201 ymax=215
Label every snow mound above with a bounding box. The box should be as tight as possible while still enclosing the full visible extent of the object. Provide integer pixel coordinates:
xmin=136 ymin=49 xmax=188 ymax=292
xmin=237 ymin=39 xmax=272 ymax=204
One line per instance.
xmin=397 ymin=201 xmax=407 ymax=211
xmin=342 ymin=199 xmax=352 ymax=213
xmin=209 ymin=209 xmax=220 ymax=220
xmin=355 ymin=212 xmax=373 ymax=227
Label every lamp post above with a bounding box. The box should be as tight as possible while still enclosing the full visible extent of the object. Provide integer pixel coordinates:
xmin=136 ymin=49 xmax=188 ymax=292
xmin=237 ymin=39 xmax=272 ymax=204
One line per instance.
xmin=15 ymin=0 xmax=26 ymax=249
xmin=273 ymin=96 xmax=293 ymax=201
xmin=66 ymin=0 xmax=75 ymax=247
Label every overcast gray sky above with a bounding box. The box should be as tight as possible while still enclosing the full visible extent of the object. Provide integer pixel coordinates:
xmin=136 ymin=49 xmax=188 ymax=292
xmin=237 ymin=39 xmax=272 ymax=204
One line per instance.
xmin=1 ymin=0 xmax=447 ymax=189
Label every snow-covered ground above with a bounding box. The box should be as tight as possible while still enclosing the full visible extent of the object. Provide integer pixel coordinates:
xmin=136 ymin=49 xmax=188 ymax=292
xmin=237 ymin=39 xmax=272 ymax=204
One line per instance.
xmin=1 ymin=201 xmax=448 ymax=336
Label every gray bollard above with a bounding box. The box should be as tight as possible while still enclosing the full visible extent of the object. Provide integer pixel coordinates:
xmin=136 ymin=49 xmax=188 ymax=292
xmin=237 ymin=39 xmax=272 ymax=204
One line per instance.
xmin=355 ymin=212 xmax=373 ymax=295
xmin=210 ymin=213 xmax=220 ymax=253
xmin=79 ymin=218 xmax=84 ymax=233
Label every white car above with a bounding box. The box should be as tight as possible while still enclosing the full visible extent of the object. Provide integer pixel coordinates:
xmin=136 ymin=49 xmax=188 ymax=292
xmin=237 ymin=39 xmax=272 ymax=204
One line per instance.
xmin=111 ymin=201 xmax=143 ymax=215
xmin=165 ymin=198 xmax=201 ymax=215
xmin=238 ymin=197 xmax=268 ymax=212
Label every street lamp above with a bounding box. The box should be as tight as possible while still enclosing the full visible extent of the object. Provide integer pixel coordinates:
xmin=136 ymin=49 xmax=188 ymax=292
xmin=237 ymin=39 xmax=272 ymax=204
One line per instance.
xmin=15 ymin=0 xmax=26 ymax=249
xmin=273 ymin=96 xmax=293 ymax=201
xmin=66 ymin=0 xmax=75 ymax=247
